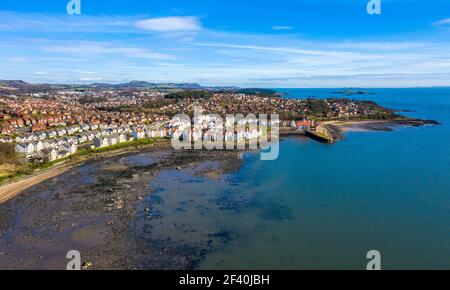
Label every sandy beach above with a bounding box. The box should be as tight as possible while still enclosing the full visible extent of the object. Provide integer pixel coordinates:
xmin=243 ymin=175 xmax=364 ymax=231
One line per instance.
xmin=0 ymin=166 xmax=74 ymax=204
xmin=325 ymin=120 xmax=393 ymax=132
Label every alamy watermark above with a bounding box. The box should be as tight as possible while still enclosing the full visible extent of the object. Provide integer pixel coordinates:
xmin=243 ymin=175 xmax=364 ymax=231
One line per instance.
xmin=66 ymin=250 xmax=81 ymax=270
xmin=367 ymin=0 xmax=381 ymax=15
xmin=67 ymin=0 xmax=81 ymax=15
xmin=366 ymin=250 xmax=381 ymax=270
xmin=170 ymin=107 xmax=280 ymax=161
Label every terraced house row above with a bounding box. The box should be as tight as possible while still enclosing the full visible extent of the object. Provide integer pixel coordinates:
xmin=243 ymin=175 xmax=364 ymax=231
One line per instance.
xmin=13 ymin=122 xmax=170 ymax=162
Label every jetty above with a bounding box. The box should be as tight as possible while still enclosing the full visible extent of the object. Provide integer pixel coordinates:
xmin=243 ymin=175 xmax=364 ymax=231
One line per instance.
xmin=304 ymin=130 xmax=334 ymax=143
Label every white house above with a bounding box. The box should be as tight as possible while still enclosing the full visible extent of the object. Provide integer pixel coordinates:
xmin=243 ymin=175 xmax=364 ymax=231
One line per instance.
xmin=34 ymin=140 xmax=44 ymax=153
xmin=290 ymin=120 xmax=297 ymax=128
xmin=85 ymin=132 xmax=95 ymax=141
xmin=93 ymin=137 xmax=109 ymax=148
xmin=118 ymin=133 xmax=127 ymax=143
xmin=47 ymin=130 xmax=57 ymax=139
xmin=63 ymin=136 xmax=78 ymax=145
xmin=15 ymin=136 xmax=27 ymax=143
xmin=109 ymin=135 xmax=118 ymax=146
xmin=131 ymin=130 xmax=145 ymax=139
xmin=59 ymin=144 xmax=70 ymax=153
xmin=69 ymin=143 xmax=77 ymax=154
xmin=57 ymin=150 xmax=70 ymax=159
xmin=44 ymin=148 xmax=58 ymax=162
xmin=77 ymin=134 xmax=87 ymax=144
xmin=67 ymin=126 xmax=76 ymax=134
xmin=57 ymin=128 xmax=67 ymax=136
xmin=34 ymin=132 xmax=47 ymax=140
xmin=122 ymin=125 xmax=131 ymax=133
xmin=68 ymin=136 xmax=79 ymax=145
xmin=16 ymin=142 xmax=35 ymax=157
xmin=15 ymin=134 xmax=34 ymax=143
xmin=92 ymin=130 xmax=102 ymax=139
xmin=28 ymin=133 xmax=38 ymax=142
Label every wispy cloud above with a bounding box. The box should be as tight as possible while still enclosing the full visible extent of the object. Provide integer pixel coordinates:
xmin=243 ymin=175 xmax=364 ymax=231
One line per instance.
xmin=272 ymin=26 xmax=294 ymax=31
xmin=192 ymin=42 xmax=382 ymax=59
xmin=432 ymin=18 xmax=450 ymax=26
xmin=0 ymin=11 xmax=133 ymax=33
xmin=40 ymin=41 xmax=176 ymax=60
xmin=134 ymin=16 xmax=202 ymax=32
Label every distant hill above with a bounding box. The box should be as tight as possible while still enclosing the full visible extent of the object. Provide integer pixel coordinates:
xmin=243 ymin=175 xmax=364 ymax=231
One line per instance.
xmin=0 ymin=80 xmax=270 ymax=95
xmin=84 ymin=81 xmax=206 ymax=90
xmin=0 ymin=80 xmax=235 ymax=92
xmin=0 ymin=80 xmax=53 ymax=93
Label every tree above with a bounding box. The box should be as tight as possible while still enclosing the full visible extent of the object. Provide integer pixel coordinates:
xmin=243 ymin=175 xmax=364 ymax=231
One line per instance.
xmin=0 ymin=143 xmax=17 ymax=164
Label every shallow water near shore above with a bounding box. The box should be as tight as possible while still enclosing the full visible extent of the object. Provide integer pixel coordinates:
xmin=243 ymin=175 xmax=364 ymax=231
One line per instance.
xmin=196 ymin=88 xmax=450 ymax=270
xmin=0 ymin=88 xmax=449 ymax=269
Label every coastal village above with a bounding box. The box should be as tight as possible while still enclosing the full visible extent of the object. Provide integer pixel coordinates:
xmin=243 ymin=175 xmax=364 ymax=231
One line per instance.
xmin=0 ymin=81 xmax=397 ymax=168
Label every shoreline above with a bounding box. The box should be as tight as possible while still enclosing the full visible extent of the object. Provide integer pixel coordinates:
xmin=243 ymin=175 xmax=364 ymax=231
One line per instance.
xmin=326 ymin=118 xmax=440 ymax=132
xmin=0 ymin=140 xmax=171 ymax=205
xmin=325 ymin=120 xmax=392 ymax=133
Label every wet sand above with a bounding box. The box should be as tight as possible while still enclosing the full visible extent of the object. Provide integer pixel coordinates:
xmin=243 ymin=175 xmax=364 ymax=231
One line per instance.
xmin=326 ymin=120 xmax=394 ymax=133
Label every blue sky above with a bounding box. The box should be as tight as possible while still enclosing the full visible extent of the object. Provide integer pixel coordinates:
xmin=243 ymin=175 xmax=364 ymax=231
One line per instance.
xmin=1 ymin=0 xmax=450 ymax=87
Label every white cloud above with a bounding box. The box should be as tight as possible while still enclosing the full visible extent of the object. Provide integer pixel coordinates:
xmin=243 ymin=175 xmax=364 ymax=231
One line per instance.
xmin=192 ymin=42 xmax=379 ymax=59
xmin=432 ymin=18 xmax=450 ymax=26
xmin=40 ymin=41 xmax=176 ymax=60
xmin=0 ymin=11 xmax=132 ymax=33
xmin=134 ymin=16 xmax=202 ymax=32
xmin=272 ymin=26 xmax=294 ymax=31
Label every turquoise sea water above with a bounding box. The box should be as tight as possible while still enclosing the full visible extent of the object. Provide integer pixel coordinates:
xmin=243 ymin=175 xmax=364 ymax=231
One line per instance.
xmin=194 ymin=88 xmax=449 ymax=269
